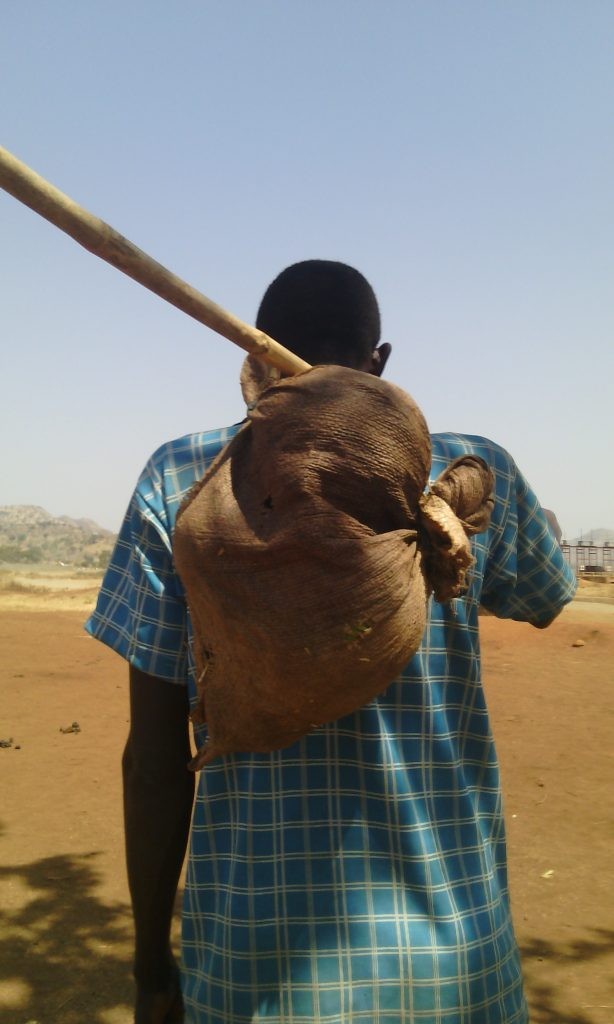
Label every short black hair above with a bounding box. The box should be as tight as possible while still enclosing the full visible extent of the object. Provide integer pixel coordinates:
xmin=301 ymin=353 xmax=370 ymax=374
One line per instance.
xmin=256 ymin=260 xmax=381 ymax=368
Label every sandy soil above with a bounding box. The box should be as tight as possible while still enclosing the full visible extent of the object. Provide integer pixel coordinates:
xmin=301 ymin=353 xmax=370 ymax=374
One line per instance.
xmin=0 ymin=574 xmax=612 ymax=1024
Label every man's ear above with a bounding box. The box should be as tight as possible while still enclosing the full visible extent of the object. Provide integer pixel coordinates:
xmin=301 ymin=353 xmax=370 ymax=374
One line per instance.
xmin=369 ymin=343 xmax=392 ymax=377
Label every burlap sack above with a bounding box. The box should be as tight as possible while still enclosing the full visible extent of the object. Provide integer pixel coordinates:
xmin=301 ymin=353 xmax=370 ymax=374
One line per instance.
xmin=174 ymin=365 xmax=494 ymax=767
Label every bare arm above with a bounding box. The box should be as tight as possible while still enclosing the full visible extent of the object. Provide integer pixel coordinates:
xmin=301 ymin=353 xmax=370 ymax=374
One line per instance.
xmin=123 ymin=665 xmax=195 ymax=1021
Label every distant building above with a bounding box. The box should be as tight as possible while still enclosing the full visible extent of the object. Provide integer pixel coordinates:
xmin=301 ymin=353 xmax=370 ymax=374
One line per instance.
xmin=561 ymin=541 xmax=613 ymax=576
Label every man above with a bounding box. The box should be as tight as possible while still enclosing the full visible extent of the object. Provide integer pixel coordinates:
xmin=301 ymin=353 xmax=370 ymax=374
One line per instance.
xmin=87 ymin=260 xmax=576 ymax=1023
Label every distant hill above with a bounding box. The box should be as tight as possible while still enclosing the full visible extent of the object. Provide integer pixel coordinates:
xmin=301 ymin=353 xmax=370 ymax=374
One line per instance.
xmin=0 ymin=505 xmax=117 ymax=567
xmin=569 ymin=529 xmax=614 ymax=546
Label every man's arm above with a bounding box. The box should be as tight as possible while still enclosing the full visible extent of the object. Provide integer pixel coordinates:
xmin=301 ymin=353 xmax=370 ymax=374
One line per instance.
xmin=528 ymin=508 xmax=565 ymax=627
xmin=542 ymin=508 xmax=563 ymax=545
xmin=480 ymin=458 xmax=576 ymax=629
xmin=123 ymin=666 xmax=195 ymax=1021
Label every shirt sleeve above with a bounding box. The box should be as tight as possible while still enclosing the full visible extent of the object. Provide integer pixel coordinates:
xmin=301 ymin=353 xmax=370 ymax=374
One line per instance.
xmin=480 ymin=457 xmax=577 ymax=625
xmin=85 ymin=462 xmax=189 ymax=684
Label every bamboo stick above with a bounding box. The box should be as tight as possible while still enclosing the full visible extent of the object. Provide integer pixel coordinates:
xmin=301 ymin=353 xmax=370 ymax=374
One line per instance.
xmin=0 ymin=146 xmax=311 ymax=376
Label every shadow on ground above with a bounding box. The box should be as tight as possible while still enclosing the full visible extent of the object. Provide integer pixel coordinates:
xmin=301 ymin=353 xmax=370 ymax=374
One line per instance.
xmin=521 ymin=929 xmax=614 ymax=1024
xmin=0 ymin=849 xmax=133 ymax=1024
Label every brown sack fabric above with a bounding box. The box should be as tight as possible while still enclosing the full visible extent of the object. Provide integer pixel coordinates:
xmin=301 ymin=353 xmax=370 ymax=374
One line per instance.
xmin=173 ymin=365 xmax=494 ymax=768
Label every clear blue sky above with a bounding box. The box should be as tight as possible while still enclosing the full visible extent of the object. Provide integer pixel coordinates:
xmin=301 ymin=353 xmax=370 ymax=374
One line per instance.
xmin=1 ymin=1 xmax=612 ymax=538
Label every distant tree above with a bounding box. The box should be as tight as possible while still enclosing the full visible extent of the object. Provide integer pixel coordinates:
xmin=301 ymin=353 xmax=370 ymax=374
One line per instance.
xmin=96 ymin=548 xmax=113 ymax=570
xmin=0 ymin=545 xmax=23 ymax=562
xmin=0 ymin=545 xmax=43 ymax=563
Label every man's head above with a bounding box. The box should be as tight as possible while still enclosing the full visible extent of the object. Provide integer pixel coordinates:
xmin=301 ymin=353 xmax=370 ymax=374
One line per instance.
xmin=256 ymin=260 xmax=391 ymax=376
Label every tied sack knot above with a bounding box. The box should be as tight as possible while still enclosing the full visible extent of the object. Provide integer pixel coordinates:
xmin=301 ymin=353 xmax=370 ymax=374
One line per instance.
xmin=240 ymin=354 xmax=281 ymax=409
xmin=418 ymin=455 xmax=495 ymax=603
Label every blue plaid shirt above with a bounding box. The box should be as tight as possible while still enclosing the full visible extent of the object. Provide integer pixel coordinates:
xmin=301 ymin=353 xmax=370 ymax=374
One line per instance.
xmin=86 ymin=426 xmax=576 ymax=1024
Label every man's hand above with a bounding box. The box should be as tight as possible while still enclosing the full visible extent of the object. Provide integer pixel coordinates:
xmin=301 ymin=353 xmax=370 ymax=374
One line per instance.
xmin=135 ymin=961 xmax=184 ymax=1023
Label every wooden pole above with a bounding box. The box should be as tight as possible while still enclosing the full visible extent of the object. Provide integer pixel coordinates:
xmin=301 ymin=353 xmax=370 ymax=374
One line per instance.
xmin=0 ymin=146 xmax=311 ymax=376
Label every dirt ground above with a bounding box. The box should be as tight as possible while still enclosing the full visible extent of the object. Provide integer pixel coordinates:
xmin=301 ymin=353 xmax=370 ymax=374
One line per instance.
xmin=0 ymin=572 xmax=612 ymax=1024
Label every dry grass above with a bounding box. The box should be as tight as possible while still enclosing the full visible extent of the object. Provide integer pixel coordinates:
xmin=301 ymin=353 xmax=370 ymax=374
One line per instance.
xmin=0 ymin=566 xmax=103 ymax=612
xmin=0 ymin=577 xmax=52 ymax=595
